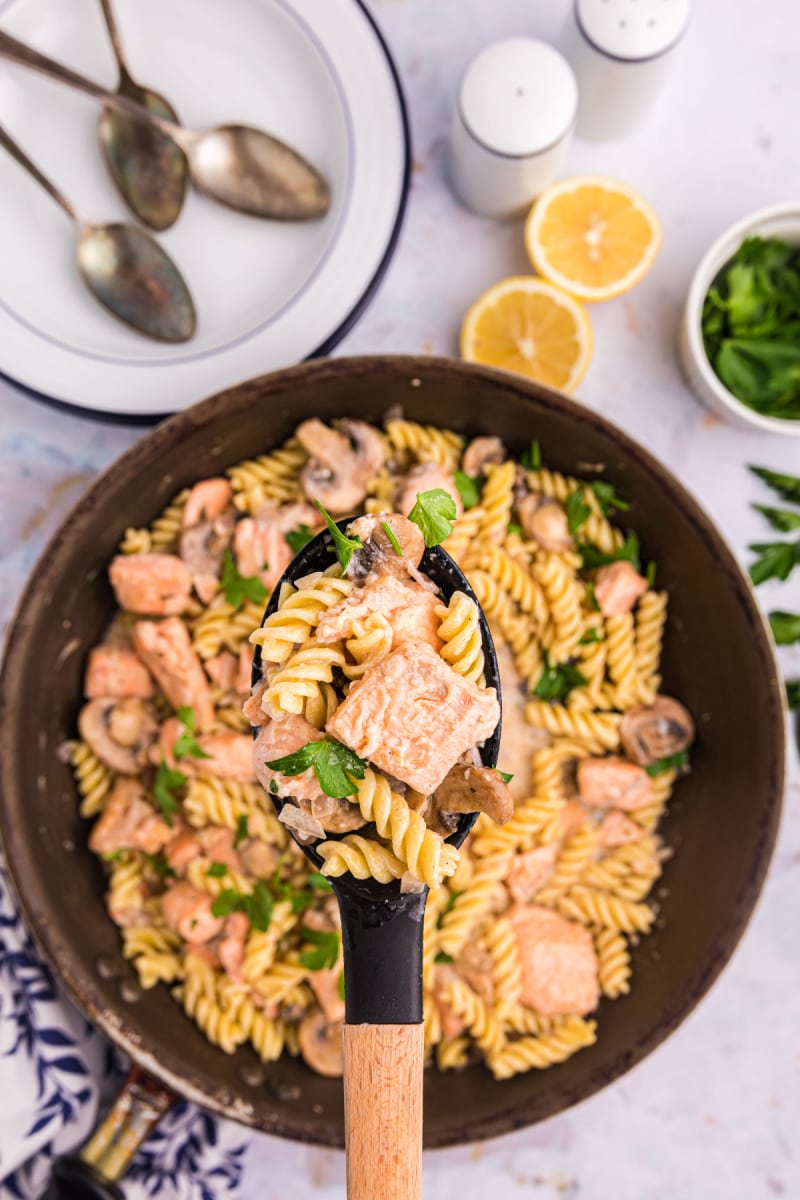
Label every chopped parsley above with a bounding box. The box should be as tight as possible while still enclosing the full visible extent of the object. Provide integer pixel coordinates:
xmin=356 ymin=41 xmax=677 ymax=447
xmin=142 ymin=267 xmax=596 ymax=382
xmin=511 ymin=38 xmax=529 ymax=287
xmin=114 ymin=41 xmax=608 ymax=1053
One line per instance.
xmin=645 ymin=750 xmax=691 ymax=777
xmin=381 ymin=521 xmax=403 ymax=555
xmin=646 ymin=561 xmax=657 ymax=588
xmin=233 ymin=814 xmax=249 ymax=848
xmin=453 ymin=470 xmax=482 ymax=510
xmin=142 ymin=852 xmax=175 ymax=879
xmin=565 ymin=490 xmax=591 ymax=536
xmin=590 ymin=481 xmax=630 ymax=514
xmin=407 ymin=488 xmax=457 ymax=547
xmin=494 ymin=768 xmax=514 ymax=784
xmin=578 ymin=626 xmax=601 ymax=646
xmin=266 ymin=738 xmax=368 ymax=799
xmin=206 ymin=862 xmax=228 ymax=878
xmin=285 ymin=523 xmax=315 ymax=554
xmin=173 ymin=706 xmax=212 ymax=761
xmin=532 ymin=656 xmax=587 ymax=703
xmin=434 ymin=951 xmax=454 ymax=965
xmin=153 ymin=758 xmax=186 ymax=827
xmin=577 ymin=534 xmax=641 ymax=573
xmin=211 ymin=880 xmax=273 ymax=932
xmin=299 ymin=928 xmax=340 ymax=971
xmin=521 ymin=440 xmax=542 ymax=470
xmin=221 ymin=549 xmax=267 ymax=609
xmin=507 ymin=522 xmax=522 ymax=535
xmin=314 ymin=501 xmax=363 ymax=572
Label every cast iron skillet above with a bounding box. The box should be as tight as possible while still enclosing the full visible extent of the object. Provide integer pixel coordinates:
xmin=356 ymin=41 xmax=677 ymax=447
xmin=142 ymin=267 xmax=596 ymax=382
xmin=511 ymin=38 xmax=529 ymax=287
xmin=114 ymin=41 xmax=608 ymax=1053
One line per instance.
xmin=0 ymin=357 xmax=785 ymax=1165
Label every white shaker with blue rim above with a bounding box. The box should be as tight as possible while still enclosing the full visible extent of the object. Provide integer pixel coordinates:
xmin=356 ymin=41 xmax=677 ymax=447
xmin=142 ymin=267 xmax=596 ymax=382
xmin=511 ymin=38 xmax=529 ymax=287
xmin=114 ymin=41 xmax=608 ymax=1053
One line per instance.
xmin=449 ymin=38 xmax=578 ymax=219
xmin=567 ymin=0 xmax=691 ymax=140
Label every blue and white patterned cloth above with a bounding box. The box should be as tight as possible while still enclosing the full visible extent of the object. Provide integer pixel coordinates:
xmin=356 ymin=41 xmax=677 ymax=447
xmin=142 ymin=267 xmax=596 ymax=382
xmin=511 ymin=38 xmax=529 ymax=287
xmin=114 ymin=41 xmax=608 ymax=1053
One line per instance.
xmin=0 ymin=859 xmax=251 ymax=1199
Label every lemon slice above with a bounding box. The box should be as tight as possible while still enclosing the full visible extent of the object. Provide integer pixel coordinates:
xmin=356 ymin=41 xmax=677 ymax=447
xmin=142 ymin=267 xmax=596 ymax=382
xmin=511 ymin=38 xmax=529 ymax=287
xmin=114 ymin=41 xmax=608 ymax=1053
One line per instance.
xmin=525 ymin=176 xmax=662 ymax=302
xmin=460 ymin=276 xmax=592 ymax=394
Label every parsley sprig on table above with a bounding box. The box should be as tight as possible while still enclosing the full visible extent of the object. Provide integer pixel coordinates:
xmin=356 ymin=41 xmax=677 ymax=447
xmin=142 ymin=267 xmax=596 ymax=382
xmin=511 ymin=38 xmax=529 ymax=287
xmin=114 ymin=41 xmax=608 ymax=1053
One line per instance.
xmin=749 ymin=466 xmax=800 ymax=586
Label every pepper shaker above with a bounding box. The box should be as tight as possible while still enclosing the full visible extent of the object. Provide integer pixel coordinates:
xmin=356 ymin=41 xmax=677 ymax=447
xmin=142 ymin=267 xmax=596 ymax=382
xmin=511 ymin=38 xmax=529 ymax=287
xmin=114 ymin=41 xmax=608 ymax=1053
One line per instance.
xmin=449 ymin=38 xmax=578 ymax=219
xmin=567 ymin=0 xmax=691 ymax=141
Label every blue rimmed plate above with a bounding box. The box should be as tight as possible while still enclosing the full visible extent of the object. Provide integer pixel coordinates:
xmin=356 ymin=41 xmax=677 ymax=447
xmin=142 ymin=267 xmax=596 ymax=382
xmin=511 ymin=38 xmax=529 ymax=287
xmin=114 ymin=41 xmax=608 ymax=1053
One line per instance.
xmin=0 ymin=0 xmax=410 ymax=416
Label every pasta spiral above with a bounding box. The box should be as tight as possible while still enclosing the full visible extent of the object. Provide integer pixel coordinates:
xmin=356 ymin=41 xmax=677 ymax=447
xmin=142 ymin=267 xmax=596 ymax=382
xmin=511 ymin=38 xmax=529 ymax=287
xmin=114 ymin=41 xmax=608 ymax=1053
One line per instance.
xmin=227 ymin=441 xmax=307 ymax=513
xmin=263 ymin=639 xmax=346 ymax=717
xmin=65 ymin=740 xmax=116 ymax=818
xmin=477 ymin=461 xmax=516 ymax=543
xmin=250 ymin=575 xmax=353 ymax=664
xmin=488 ymin=1017 xmax=597 ymax=1080
xmin=635 ymin=590 xmax=668 ymax=704
xmin=436 ymin=591 xmax=485 ymax=684
xmin=351 ymin=770 xmax=458 ymax=888
xmin=385 ymin=418 xmax=463 ymax=471
xmin=318 ymin=835 xmax=406 ymax=884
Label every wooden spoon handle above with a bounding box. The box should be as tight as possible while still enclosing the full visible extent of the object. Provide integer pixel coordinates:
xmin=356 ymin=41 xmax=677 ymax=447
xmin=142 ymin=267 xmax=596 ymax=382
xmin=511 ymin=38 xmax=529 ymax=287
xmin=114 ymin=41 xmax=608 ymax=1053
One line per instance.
xmin=343 ymin=1023 xmax=424 ymax=1200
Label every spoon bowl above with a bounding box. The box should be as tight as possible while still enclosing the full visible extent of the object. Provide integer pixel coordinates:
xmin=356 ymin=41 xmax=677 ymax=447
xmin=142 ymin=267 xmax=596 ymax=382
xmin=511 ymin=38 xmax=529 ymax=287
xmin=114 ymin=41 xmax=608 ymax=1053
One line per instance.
xmin=96 ymin=0 xmax=188 ymax=231
xmin=77 ymin=222 xmax=196 ymax=342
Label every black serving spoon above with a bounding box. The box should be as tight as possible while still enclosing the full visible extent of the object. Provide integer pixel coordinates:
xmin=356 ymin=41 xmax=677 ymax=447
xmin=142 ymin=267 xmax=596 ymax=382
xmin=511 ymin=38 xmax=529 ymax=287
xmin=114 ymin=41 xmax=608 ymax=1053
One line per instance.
xmin=250 ymin=521 xmax=501 ymax=1200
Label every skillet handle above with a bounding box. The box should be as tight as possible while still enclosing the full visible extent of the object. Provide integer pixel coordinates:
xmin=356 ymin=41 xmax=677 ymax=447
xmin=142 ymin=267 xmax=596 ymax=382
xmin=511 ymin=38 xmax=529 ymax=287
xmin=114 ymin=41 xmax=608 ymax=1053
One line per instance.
xmin=38 ymin=1065 xmax=175 ymax=1200
xmin=343 ymin=1024 xmax=424 ymax=1200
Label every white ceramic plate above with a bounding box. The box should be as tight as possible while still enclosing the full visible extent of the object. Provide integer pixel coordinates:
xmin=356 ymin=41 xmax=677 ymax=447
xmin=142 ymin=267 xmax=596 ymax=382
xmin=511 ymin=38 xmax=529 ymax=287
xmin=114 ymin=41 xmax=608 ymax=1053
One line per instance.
xmin=0 ymin=0 xmax=409 ymax=416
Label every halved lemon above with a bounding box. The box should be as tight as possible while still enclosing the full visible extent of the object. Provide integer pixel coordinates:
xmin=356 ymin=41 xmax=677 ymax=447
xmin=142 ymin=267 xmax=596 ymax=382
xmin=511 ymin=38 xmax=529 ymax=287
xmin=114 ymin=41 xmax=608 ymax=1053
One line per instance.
xmin=525 ymin=176 xmax=662 ymax=302
xmin=460 ymin=276 xmax=592 ymax=393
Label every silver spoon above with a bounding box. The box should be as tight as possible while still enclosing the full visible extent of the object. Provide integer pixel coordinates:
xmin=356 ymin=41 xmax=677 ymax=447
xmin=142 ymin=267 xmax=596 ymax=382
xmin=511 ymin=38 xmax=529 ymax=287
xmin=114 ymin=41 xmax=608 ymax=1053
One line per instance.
xmin=0 ymin=124 xmax=196 ymax=342
xmin=0 ymin=29 xmax=331 ymax=221
xmin=96 ymin=0 xmax=188 ymax=231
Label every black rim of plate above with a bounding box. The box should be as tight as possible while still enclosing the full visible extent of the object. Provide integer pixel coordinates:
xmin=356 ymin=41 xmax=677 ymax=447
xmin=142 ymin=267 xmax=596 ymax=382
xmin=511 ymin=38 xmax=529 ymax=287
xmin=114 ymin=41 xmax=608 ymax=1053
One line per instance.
xmin=0 ymin=0 xmax=412 ymax=426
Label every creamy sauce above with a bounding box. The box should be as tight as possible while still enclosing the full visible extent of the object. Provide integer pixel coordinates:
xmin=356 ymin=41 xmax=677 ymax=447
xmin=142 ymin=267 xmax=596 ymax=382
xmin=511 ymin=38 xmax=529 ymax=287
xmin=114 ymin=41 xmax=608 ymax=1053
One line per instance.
xmin=492 ymin=633 xmax=549 ymax=803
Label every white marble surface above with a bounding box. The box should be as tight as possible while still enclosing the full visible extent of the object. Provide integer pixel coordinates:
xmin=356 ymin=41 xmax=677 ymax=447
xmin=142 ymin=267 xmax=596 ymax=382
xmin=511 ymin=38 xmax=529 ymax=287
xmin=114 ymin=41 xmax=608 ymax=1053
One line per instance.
xmin=1 ymin=0 xmax=799 ymax=1196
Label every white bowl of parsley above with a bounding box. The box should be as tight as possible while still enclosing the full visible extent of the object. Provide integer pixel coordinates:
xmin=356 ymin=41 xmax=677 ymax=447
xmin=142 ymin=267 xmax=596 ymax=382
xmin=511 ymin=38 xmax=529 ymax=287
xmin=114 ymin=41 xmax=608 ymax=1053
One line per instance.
xmin=680 ymin=202 xmax=800 ymax=435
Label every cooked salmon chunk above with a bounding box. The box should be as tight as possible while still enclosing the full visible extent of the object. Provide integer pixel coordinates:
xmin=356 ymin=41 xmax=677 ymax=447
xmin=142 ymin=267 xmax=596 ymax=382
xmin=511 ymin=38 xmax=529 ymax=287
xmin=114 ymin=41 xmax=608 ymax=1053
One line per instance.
xmin=161 ymin=882 xmax=224 ymax=944
xmin=506 ymin=844 xmax=558 ymax=904
xmin=599 ymin=810 xmax=646 ymax=847
xmin=109 ymin=554 xmax=192 ymax=616
xmin=509 ymin=904 xmax=599 ymax=1016
xmin=89 ymin=777 xmax=171 ymax=856
xmin=594 ymin=561 xmax=648 ymax=616
xmin=84 ymin=645 xmax=153 ymax=700
xmin=315 ymin=575 xmax=443 ymax=652
xmin=234 ymin=501 xmax=322 ymax=592
xmin=132 ymin=618 xmax=215 ymax=731
xmin=577 ymin=757 xmax=652 ymax=811
xmin=326 ymin=641 xmax=500 ymax=794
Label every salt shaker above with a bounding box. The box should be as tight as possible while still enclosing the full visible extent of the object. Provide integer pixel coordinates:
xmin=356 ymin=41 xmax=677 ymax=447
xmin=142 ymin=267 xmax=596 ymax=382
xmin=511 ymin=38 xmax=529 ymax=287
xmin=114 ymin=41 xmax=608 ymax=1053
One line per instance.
xmin=449 ymin=38 xmax=578 ymax=220
xmin=567 ymin=0 xmax=691 ymax=140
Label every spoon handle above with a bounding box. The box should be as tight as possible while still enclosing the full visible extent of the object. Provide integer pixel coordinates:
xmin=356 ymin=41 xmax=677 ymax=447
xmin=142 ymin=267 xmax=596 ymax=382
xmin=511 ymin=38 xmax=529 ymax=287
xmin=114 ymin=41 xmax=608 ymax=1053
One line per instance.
xmin=97 ymin=0 xmax=130 ymax=81
xmin=0 ymin=122 xmax=77 ymax=221
xmin=0 ymin=30 xmax=184 ymax=144
xmin=344 ymin=1026 xmax=423 ymax=1200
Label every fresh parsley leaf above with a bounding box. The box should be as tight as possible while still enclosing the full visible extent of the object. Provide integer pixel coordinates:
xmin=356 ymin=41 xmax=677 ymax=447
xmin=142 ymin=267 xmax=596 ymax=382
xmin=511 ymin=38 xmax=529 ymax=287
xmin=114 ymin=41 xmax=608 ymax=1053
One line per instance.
xmin=210 ymin=881 xmax=273 ymax=932
xmin=103 ymin=850 xmax=125 ymax=863
xmin=532 ymin=657 xmax=587 ymax=703
xmin=233 ymin=814 xmax=249 ymax=849
xmin=338 ymin=969 xmax=346 ymax=1000
xmin=507 ymin=523 xmax=522 ymax=535
xmin=453 ymin=470 xmax=481 ymax=510
xmin=221 ymin=549 xmax=267 ymax=609
xmin=142 ymin=852 xmax=174 ymax=879
xmin=381 ymin=521 xmax=403 ymax=555
xmin=299 ymin=928 xmax=340 ymax=971
xmin=307 ymin=871 xmax=333 ymax=891
xmin=578 ymin=626 xmax=601 ymax=646
xmin=787 ymin=681 xmax=800 ymax=710
xmin=269 ymin=780 xmax=278 ymax=795
xmin=207 ymin=862 xmax=228 ymax=878
xmin=434 ymin=952 xmax=454 ymax=964
xmin=578 ymin=534 xmax=641 ymax=573
xmin=590 ymin=481 xmax=630 ymax=514
xmin=585 ymin=581 xmax=600 ymax=612
xmin=437 ymin=891 xmax=462 ymax=926
xmin=153 ymin=758 xmax=186 ymax=827
xmin=266 ymin=738 xmax=368 ymax=799
xmin=314 ymin=501 xmax=363 ymax=571
xmin=769 ymin=611 xmax=800 ymax=645
xmin=407 ymin=488 xmax=457 ymax=547
xmin=645 ymin=750 xmax=690 ymax=777
xmin=748 ymin=539 xmax=800 ymax=585
xmin=173 ymin=706 xmax=212 ymax=761
xmin=521 ymin=440 xmax=542 ymax=470
xmin=646 ymin=561 xmax=657 ymax=588
xmin=750 ymin=465 xmax=800 ymax=505
xmin=566 ymin=490 xmax=591 ymax=536
xmin=494 ymin=767 xmax=514 ymax=784
xmin=753 ymin=504 xmax=800 ymax=533
xmin=285 ymin=523 xmax=315 ymax=554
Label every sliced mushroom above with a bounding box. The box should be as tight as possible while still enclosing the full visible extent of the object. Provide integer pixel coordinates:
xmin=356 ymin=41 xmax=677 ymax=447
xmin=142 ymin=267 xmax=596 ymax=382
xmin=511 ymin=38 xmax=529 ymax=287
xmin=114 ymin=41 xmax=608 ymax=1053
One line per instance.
xmin=518 ymin=494 xmax=572 ymax=551
xmin=179 ymin=512 xmax=235 ymax=603
xmin=345 ymin=513 xmax=425 ymax=583
xmin=620 ymin=695 xmax=695 ymax=766
xmin=238 ymin=837 xmax=280 ymax=879
xmin=308 ymin=794 xmax=366 ymax=834
xmin=433 ymin=763 xmax=514 ymax=826
xmin=298 ymin=1009 xmax=344 ymax=1077
xmin=78 ymin=697 xmax=158 ymax=774
xmin=455 ymin=941 xmax=494 ymax=1004
xmin=461 ymin=436 xmax=505 ymax=477
xmin=296 ymin=418 xmax=386 ymax=514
